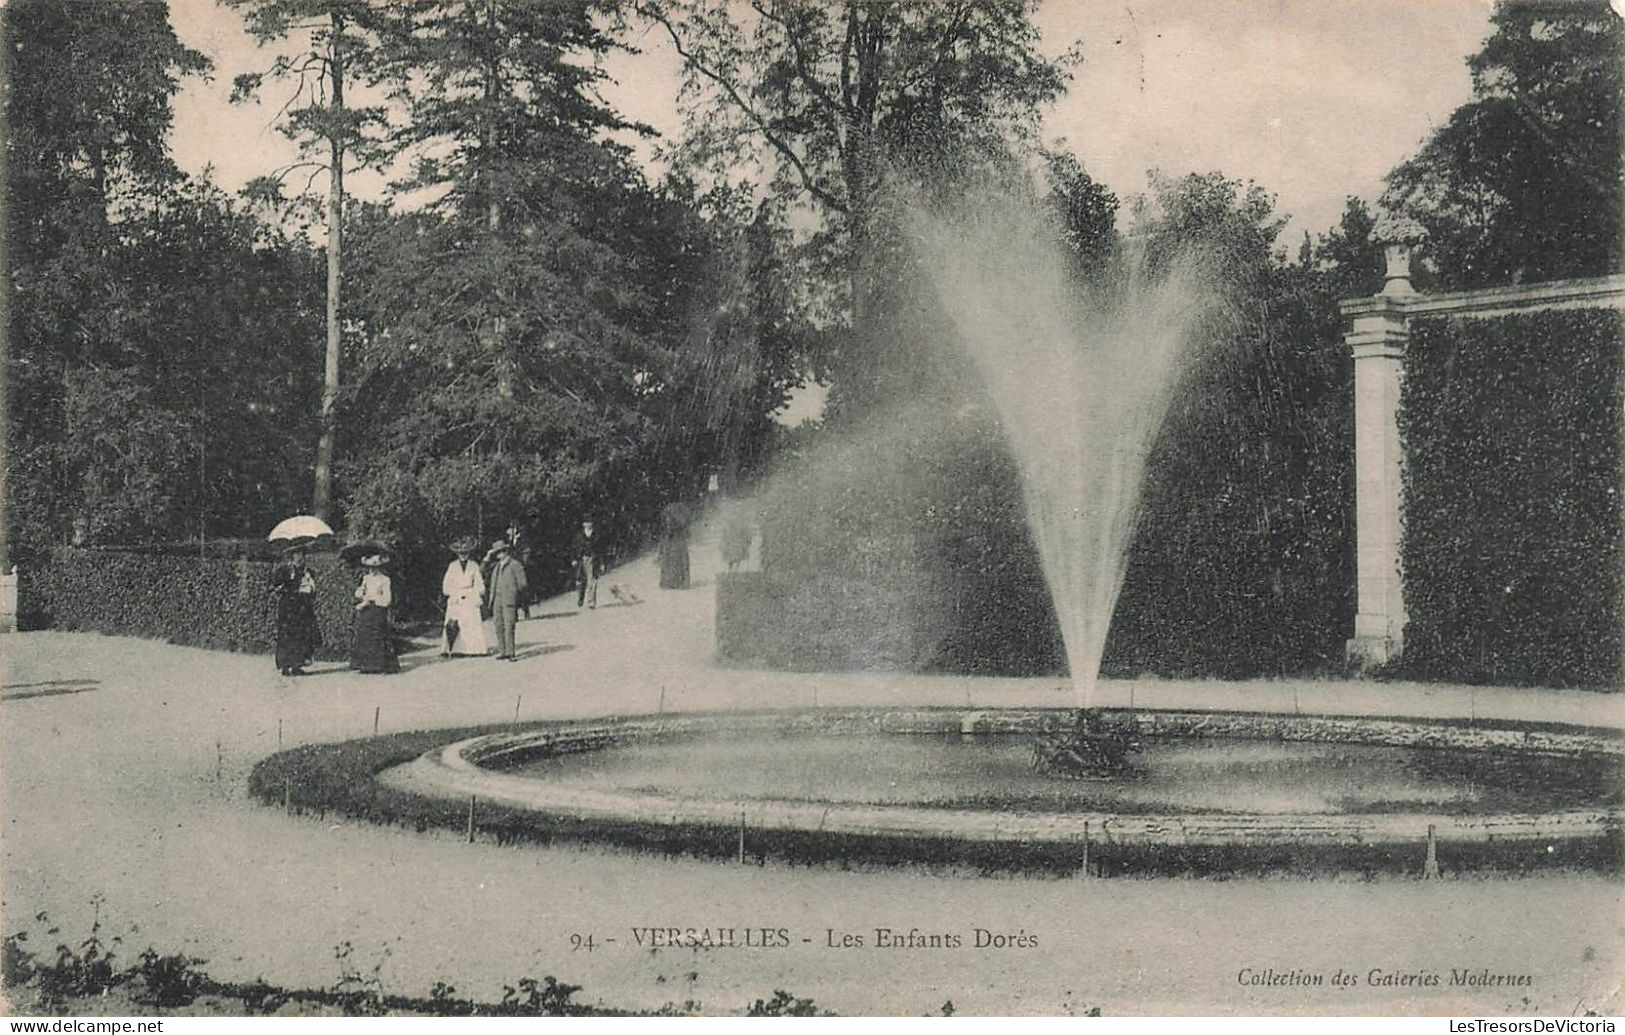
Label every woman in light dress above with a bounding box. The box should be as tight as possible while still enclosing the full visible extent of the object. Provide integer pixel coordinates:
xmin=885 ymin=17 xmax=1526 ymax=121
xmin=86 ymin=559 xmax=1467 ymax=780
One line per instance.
xmin=441 ymin=538 xmax=490 ymax=657
xmin=350 ymin=554 xmax=399 ymax=674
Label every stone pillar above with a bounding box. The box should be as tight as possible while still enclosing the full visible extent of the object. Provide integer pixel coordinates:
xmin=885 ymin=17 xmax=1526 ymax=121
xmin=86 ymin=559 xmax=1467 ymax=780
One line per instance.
xmin=0 ymin=564 xmax=16 ymax=633
xmin=1343 ymin=231 xmax=1419 ymax=668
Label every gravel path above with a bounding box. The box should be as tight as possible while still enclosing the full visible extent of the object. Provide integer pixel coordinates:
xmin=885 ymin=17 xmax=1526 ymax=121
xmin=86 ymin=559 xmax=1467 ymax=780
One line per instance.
xmin=3 ymin=521 xmax=1622 ymax=1015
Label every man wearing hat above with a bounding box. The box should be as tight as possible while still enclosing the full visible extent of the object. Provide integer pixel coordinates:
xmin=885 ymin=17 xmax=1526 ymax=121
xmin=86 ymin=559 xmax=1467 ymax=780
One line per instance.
xmin=484 ymin=538 xmax=528 ymax=661
xmin=441 ymin=538 xmax=489 ymax=658
xmin=572 ymin=518 xmax=602 ymax=609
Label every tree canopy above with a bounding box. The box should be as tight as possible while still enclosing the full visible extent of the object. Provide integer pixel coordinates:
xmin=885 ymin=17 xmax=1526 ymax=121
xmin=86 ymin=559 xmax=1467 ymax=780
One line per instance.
xmin=647 ymin=0 xmax=1073 ymax=417
xmin=4 ymin=0 xmax=808 ymax=584
xmin=1383 ymin=0 xmax=1623 ymax=288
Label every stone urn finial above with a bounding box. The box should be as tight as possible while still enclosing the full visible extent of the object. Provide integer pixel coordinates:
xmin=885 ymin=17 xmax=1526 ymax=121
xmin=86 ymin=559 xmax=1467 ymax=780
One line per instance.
xmin=1372 ymin=213 xmax=1426 ymax=296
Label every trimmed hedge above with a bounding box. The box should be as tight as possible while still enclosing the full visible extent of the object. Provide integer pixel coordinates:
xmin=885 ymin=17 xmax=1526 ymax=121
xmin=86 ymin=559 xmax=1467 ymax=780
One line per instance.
xmin=18 ymin=547 xmax=356 ymax=660
xmin=1398 ymin=309 xmax=1624 ymax=688
xmin=740 ymin=398 xmax=1349 ymax=679
xmin=753 ymin=412 xmax=1067 ymax=676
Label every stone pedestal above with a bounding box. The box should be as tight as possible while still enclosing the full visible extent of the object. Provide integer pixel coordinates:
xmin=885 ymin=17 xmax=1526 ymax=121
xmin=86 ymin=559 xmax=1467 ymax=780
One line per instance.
xmin=0 ymin=566 xmax=17 ymax=633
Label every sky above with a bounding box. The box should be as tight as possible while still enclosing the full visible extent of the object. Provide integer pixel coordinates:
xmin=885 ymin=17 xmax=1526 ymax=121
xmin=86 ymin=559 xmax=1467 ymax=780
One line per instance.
xmin=169 ymin=0 xmax=1497 ymax=243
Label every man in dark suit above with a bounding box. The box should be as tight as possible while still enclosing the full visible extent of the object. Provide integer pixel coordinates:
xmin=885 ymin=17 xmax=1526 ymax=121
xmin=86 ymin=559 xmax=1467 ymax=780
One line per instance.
xmin=572 ymin=520 xmax=601 ymax=609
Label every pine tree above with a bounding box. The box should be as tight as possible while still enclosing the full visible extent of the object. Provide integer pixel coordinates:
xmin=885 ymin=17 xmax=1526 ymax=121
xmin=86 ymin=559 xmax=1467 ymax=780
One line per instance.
xmin=228 ymin=0 xmax=396 ymax=521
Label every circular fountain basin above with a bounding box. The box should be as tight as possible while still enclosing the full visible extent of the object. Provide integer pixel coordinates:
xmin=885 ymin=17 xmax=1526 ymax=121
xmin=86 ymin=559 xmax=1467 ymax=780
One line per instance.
xmin=377 ymin=708 xmax=1623 ymax=872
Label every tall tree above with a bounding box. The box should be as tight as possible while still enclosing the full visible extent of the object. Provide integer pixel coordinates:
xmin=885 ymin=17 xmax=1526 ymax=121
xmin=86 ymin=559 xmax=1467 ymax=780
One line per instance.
xmin=1383 ymin=0 xmax=1623 ymax=289
xmin=1043 ymin=148 xmax=1119 ymax=278
xmin=643 ymin=0 xmax=1072 ymax=411
xmin=1106 ymin=171 xmax=1355 ymax=674
xmin=3 ymin=0 xmax=209 ymax=550
xmin=1312 ymin=195 xmax=1383 ymax=300
xmin=657 ymin=187 xmax=813 ymax=490
xmin=339 ymin=0 xmax=719 ymax=591
xmin=229 ymin=0 xmax=395 ymax=521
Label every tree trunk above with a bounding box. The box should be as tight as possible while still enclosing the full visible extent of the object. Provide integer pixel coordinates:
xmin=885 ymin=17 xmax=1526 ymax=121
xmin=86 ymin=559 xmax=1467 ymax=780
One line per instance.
xmin=314 ymin=19 xmax=345 ymax=522
xmin=485 ymin=0 xmax=512 ymax=400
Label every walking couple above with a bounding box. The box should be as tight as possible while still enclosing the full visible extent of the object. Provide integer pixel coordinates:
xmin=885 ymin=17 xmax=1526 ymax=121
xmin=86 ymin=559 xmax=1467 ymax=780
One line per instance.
xmin=439 ymin=537 xmax=526 ymax=662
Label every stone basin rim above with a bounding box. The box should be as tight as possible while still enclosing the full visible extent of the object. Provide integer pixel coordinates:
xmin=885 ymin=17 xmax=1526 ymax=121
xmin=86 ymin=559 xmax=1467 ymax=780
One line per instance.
xmin=376 ymin=707 xmax=1624 ymax=850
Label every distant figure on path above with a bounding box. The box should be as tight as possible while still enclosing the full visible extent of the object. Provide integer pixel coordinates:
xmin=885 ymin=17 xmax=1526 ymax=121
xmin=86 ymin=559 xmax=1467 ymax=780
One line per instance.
xmin=350 ymin=555 xmax=399 ymax=674
xmin=573 ymin=519 xmax=601 ymax=609
xmin=273 ymin=545 xmax=319 ymax=676
xmin=505 ymin=520 xmax=532 ymax=619
xmin=485 ymin=539 xmax=528 ymax=661
xmin=440 ymin=538 xmax=489 ymax=658
xmin=658 ymin=502 xmax=691 ymax=590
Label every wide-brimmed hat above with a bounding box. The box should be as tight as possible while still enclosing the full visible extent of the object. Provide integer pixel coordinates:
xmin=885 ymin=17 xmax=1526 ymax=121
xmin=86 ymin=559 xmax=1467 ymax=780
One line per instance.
xmin=490 ymin=539 xmax=510 ymax=553
xmin=450 ymin=537 xmax=479 ymax=554
xmin=360 ymin=554 xmax=388 ymax=568
xmin=338 ymin=540 xmax=391 ymax=565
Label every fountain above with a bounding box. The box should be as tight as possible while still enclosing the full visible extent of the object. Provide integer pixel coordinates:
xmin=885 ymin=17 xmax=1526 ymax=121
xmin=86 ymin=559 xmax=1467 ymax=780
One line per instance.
xmin=908 ymin=191 xmax=1206 ymax=713
xmin=255 ymin=183 xmax=1624 ymax=876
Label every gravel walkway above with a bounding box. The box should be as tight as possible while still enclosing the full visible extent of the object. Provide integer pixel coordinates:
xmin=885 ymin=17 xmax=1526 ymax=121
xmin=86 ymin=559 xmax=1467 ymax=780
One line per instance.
xmin=2 ymin=522 xmax=1621 ymax=1015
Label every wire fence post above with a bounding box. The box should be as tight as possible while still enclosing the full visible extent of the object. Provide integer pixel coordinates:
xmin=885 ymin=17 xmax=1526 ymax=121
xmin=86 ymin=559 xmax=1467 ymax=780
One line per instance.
xmin=1423 ymin=824 xmax=1440 ymax=880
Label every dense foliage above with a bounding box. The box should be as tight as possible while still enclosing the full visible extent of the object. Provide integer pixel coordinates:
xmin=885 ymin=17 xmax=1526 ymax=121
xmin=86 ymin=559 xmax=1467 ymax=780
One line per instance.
xmin=4 ymin=0 xmax=805 ymax=596
xmin=1383 ymin=0 xmax=1623 ymax=289
xmin=751 ymin=408 xmax=1060 ymax=674
xmin=1106 ymin=175 xmax=1359 ymax=677
xmin=5 ymin=1 xmax=329 ymax=559
xmin=748 ymin=173 xmax=1364 ymax=679
xmin=1398 ymin=310 xmax=1622 ymax=688
xmin=645 ymin=0 xmax=1073 ymax=419
xmin=9 ymin=0 xmax=1616 ymax=690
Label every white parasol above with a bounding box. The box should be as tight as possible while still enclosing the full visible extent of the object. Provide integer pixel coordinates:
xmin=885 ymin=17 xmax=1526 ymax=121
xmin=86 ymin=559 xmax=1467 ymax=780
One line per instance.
xmin=267 ymin=515 xmax=335 ymax=542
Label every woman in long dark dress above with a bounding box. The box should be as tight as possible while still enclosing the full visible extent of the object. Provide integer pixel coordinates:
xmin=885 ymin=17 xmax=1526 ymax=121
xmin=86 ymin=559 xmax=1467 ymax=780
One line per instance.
xmin=350 ymin=554 xmax=399 ymax=674
xmin=273 ymin=546 xmax=319 ymax=675
xmin=657 ymin=501 xmax=691 ymax=590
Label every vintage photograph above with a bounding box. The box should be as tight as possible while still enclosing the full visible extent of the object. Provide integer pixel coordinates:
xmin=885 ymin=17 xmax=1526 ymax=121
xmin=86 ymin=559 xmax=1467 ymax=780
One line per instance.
xmin=1 ymin=0 xmax=1621 ymax=1019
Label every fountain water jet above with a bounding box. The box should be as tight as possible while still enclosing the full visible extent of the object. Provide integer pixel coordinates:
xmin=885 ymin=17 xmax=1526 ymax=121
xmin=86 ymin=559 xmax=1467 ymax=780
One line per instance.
xmin=909 ymin=194 xmax=1207 ymax=710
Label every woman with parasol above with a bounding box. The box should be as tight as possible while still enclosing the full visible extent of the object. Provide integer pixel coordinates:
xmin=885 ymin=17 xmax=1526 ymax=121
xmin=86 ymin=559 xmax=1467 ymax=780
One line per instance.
xmin=272 ymin=544 xmax=320 ymax=676
xmin=266 ymin=516 xmax=332 ymax=676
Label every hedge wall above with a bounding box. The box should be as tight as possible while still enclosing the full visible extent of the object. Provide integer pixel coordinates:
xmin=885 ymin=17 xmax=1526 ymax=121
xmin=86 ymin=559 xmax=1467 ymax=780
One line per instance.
xmin=753 ymin=412 xmax=1067 ymax=676
xmin=740 ymin=395 xmax=1350 ymax=679
xmin=18 ymin=548 xmax=357 ymax=660
xmin=1398 ymin=309 xmax=1623 ymax=688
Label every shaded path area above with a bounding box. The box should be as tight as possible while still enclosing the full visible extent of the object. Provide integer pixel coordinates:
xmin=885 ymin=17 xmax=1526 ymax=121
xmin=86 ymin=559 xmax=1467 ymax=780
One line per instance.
xmin=2 ymin=521 xmax=1622 ymax=1015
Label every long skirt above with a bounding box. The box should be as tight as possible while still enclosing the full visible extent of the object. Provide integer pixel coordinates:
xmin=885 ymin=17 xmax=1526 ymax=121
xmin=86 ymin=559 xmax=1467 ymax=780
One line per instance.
xmin=275 ymin=595 xmax=318 ymax=671
xmin=658 ymin=537 xmax=690 ymax=590
xmin=350 ymin=605 xmax=399 ymax=674
xmin=442 ymin=594 xmax=490 ymax=656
